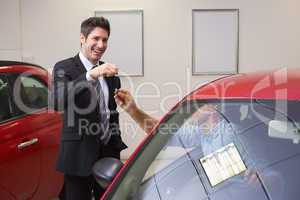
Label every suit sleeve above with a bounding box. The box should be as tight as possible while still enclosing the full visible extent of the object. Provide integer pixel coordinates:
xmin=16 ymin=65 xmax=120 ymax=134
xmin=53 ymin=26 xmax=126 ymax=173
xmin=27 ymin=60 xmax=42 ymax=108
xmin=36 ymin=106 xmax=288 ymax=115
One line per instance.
xmin=116 ymin=76 xmax=121 ymax=89
xmin=51 ymin=62 xmax=89 ymax=111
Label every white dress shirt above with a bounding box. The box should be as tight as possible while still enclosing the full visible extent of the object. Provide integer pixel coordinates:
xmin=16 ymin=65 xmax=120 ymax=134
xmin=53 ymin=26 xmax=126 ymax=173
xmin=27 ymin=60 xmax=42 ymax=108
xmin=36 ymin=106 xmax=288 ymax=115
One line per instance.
xmin=79 ymin=52 xmax=110 ymax=113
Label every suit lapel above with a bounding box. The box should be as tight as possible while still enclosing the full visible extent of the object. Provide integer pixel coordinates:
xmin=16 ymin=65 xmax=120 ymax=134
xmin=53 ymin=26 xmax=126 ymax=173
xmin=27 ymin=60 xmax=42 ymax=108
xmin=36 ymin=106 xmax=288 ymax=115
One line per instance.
xmin=72 ymin=54 xmax=87 ymax=76
xmin=96 ymin=61 xmax=113 ymax=108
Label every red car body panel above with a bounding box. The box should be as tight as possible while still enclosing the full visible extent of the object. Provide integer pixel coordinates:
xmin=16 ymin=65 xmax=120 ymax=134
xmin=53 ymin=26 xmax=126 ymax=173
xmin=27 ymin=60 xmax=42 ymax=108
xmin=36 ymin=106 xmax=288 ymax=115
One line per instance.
xmin=0 ymin=62 xmax=63 ymax=199
xmin=187 ymin=68 xmax=300 ymax=101
xmin=0 ymin=65 xmax=50 ymax=85
xmin=101 ymin=68 xmax=300 ymax=200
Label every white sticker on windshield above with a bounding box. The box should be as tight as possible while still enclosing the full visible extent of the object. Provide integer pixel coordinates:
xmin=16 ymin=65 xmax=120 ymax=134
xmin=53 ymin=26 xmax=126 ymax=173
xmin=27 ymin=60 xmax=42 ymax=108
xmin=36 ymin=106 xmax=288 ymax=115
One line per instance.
xmin=200 ymin=143 xmax=246 ymax=187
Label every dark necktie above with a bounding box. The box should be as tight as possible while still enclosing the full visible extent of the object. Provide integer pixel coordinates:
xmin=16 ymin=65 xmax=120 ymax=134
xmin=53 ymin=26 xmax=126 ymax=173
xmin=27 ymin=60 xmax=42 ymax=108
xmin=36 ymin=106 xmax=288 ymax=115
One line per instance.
xmin=93 ymin=77 xmax=110 ymax=144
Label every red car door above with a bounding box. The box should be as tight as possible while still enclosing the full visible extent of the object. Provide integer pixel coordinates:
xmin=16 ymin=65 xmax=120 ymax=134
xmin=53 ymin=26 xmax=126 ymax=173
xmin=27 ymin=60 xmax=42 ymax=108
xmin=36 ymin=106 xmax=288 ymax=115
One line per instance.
xmin=0 ymin=71 xmax=64 ymax=199
xmin=15 ymin=110 xmax=62 ymax=200
xmin=0 ymin=117 xmax=42 ymax=200
xmin=0 ymin=73 xmax=41 ymax=200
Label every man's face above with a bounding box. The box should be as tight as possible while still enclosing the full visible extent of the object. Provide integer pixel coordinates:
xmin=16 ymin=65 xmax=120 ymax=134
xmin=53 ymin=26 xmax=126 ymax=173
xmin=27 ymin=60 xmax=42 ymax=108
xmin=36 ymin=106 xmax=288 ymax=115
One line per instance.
xmin=80 ymin=27 xmax=109 ymax=64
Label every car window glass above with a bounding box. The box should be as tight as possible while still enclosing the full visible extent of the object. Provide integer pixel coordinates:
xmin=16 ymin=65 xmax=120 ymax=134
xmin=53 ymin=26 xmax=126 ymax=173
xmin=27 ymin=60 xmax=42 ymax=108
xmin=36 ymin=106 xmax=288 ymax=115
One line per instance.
xmin=256 ymin=100 xmax=300 ymax=124
xmin=14 ymin=75 xmax=48 ymax=113
xmin=134 ymin=104 xmax=233 ymax=200
xmin=0 ymin=75 xmax=13 ymax=122
xmin=108 ymin=100 xmax=300 ymax=200
xmin=142 ymin=104 xmax=234 ymax=181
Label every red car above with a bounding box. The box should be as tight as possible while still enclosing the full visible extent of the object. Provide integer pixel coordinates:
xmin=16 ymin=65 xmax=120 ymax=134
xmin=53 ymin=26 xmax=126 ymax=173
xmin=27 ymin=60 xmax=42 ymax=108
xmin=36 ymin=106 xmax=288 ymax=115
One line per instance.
xmin=94 ymin=68 xmax=300 ymax=200
xmin=0 ymin=61 xmax=63 ymax=200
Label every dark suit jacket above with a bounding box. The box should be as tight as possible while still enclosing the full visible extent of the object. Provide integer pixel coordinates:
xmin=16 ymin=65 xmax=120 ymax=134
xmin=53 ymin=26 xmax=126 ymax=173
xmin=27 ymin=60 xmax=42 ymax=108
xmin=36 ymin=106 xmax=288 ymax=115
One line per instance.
xmin=51 ymin=54 xmax=127 ymax=176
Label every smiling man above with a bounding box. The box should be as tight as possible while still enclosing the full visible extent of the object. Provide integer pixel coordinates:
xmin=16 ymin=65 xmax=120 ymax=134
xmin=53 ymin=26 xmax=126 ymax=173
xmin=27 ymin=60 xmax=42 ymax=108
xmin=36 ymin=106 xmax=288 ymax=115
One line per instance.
xmin=52 ymin=17 xmax=127 ymax=200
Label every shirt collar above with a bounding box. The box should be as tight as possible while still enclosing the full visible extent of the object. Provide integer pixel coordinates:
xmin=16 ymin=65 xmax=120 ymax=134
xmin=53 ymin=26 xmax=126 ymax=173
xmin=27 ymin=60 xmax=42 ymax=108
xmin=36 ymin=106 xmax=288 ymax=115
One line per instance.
xmin=79 ymin=52 xmax=97 ymax=71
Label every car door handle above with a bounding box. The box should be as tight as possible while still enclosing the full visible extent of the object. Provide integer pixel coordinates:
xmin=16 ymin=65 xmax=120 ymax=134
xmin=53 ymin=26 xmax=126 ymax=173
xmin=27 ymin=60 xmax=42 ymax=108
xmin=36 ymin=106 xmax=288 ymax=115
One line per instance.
xmin=17 ymin=138 xmax=39 ymax=150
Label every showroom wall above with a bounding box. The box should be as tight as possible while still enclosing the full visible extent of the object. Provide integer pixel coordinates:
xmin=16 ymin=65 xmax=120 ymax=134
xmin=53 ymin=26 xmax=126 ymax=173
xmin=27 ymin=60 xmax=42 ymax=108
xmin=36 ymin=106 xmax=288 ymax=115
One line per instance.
xmin=0 ymin=0 xmax=22 ymax=60
xmin=1 ymin=0 xmax=300 ymax=158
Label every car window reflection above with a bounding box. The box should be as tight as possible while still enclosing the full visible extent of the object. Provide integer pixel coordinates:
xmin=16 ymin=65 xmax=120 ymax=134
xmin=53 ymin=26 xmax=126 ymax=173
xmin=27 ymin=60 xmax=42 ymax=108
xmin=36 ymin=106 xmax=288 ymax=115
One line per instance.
xmin=0 ymin=76 xmax=12 ymax=122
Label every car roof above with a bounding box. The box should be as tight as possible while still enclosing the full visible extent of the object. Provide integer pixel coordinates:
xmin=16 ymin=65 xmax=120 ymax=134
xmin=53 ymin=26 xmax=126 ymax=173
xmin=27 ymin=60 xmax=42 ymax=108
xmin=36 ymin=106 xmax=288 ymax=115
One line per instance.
xmin=0 ymin=61 xmax=45 ymax=70
xmin=187 ymin=68 xmax=300 ymax=101
xmin=0 ymin=61 xmax=50 ymax=84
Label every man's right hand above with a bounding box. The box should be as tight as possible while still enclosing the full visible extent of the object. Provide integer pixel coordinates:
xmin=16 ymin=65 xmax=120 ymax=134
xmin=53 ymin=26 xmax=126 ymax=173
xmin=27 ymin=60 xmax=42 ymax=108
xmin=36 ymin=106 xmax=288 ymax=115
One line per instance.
xmin=114 ymin=89 xmax=137 ymax=114
xmin=114 ymin=89 xmax=159 ymax=135
xmin=89 ymin=63 xmax=118 ymax=79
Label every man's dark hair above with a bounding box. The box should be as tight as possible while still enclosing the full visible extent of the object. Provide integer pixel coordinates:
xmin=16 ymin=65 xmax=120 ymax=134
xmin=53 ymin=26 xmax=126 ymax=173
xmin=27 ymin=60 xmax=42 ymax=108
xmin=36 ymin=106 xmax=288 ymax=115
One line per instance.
xmin=80 ymin=17 xmax=110 ymax=38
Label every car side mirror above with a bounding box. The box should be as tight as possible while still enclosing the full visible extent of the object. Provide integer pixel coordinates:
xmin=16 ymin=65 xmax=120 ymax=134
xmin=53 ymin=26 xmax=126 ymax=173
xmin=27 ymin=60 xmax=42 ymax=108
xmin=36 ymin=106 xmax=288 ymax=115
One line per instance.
xmin=92 ymin=157 xmax=124 ymax=189
xmin=268 ymin=120 xmax=300 ymax=144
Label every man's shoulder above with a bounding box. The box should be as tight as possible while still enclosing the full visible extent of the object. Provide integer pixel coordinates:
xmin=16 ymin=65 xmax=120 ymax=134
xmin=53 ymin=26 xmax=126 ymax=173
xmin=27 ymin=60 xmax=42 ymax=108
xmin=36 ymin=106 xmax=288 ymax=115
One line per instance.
xmin=54 ymin=57 xmax=75 ymax=69
xmin=52 ymin=57 xmax=78 ymax=75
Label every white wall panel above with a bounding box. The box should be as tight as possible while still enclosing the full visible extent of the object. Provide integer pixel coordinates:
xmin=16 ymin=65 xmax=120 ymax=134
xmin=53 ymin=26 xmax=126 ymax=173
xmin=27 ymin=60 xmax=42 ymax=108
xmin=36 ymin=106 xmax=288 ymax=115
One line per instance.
xmin=0 ymin=0 xmax=21 ymax=51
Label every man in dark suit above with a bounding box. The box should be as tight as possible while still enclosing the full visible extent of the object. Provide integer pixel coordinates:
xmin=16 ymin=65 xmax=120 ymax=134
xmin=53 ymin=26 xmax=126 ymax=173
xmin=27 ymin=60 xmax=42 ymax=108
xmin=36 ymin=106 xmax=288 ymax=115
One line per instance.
xmin=52 ymin=17 xmax=127 ymax=200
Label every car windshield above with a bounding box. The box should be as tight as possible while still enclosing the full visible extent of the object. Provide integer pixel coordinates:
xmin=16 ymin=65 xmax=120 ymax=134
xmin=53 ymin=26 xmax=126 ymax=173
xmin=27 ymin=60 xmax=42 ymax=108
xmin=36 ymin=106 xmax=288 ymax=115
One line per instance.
xmin=106 ymin=99 xmax=300 ymax=200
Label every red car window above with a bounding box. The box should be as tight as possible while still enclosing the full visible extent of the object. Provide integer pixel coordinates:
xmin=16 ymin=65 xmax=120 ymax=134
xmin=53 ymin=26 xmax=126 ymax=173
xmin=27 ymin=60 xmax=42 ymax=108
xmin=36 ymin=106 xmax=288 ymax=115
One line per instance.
xmin=12 ymin=74 xmax=49 ymax=114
